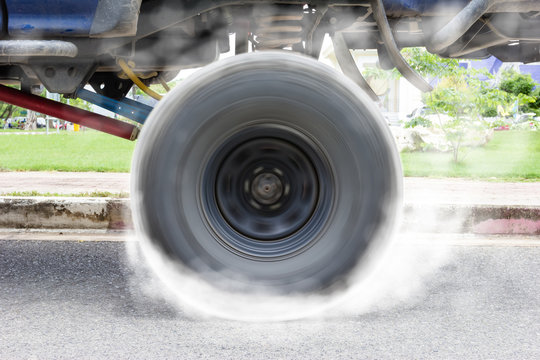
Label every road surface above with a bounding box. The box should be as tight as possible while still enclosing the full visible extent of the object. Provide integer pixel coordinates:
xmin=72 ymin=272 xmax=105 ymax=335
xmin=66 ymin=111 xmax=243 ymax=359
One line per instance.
xmin=0 ymin=233 xmax=539 ymax=359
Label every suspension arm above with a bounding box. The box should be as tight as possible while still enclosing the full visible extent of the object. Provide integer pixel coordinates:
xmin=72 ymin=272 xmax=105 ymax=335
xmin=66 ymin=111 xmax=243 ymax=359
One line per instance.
xmin=0 ymin=84 xmax=139 ymax=140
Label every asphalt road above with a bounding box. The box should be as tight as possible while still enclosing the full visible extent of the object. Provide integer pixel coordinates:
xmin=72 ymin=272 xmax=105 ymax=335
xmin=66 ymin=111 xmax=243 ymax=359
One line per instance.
xmin=0 ymin=235 xmax=539 ymax=359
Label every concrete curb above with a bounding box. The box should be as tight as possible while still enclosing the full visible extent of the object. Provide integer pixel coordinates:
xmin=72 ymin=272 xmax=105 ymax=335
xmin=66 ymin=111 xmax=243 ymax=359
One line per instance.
xmin=403 ymin=204 xmax=540 ymax=235
xmin=1 ymin=197 xmax=539 ymax=235
xmin=0 ymin=197 xmax=129 ymax=230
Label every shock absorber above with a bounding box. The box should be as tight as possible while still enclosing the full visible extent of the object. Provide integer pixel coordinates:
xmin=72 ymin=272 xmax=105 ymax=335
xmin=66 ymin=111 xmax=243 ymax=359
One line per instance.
xmin=253 ymin=6 xmax=305 ymax=49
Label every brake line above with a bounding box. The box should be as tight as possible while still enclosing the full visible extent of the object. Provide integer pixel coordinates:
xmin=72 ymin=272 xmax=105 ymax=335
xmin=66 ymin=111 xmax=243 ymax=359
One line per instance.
xmin=117 ymin=58 xmax=163 ymax=100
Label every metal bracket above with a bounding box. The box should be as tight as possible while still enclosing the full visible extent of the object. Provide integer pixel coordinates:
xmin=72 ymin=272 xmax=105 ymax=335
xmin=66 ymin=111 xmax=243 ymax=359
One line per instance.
xmin=88 ymin=72 xmax=133 ymax=100
xmin=30 ymin=61 xmax=95 ymax=94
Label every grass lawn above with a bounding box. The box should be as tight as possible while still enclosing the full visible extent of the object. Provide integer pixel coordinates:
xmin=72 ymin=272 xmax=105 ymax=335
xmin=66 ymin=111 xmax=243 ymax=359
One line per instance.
xmin=0 ymin=131 xmax=135 ymax=172
xmin=0 ymin=128 xmax=47 ymax=132
xmin=0 ymin=128 xmax=538 ymax=180
xmin=401 ymin=131 xmax=540 ymax=180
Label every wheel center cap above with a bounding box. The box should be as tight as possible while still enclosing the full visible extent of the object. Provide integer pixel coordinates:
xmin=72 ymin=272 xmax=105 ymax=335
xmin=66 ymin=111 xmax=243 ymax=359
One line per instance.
xmin=251 ymin=173 xmax=283 ymax=205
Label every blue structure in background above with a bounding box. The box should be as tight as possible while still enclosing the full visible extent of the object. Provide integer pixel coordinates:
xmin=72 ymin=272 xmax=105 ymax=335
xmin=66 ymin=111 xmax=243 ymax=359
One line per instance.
xmin=444 ymin=57 xmax=540 ymax=85
xmin=466 ymin=57 xmax=502 ymax=81
xmin=425 ymin=57 xmax=540 ymax=91
xmin=470 ymin=57 xmax=503 ymax=75
xmin=471 ymin=57 xmax=540 ymax=85
xmin=519 ymin=65 xmax=540 ymax=85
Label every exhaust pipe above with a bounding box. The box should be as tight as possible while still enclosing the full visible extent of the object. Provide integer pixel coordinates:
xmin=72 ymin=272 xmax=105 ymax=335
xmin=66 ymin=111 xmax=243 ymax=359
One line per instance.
xmin=427 ymin=0 xmax=499 ymax=53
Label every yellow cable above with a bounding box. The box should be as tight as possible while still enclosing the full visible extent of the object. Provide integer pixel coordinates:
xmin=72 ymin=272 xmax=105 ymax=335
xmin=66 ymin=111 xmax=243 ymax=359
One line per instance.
xmin=117 ymin=58 xmax=163 ymax=101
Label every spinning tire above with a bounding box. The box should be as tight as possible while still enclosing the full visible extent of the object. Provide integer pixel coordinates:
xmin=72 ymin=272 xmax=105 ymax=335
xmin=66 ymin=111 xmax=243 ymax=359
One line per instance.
xmin=132 ymin=52 xmax=401 ymax=297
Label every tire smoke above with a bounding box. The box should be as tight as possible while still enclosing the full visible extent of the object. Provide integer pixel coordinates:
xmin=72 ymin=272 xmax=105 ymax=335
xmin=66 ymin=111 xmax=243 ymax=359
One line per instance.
xmin=125 ymin=217 xmax=453 ymax=322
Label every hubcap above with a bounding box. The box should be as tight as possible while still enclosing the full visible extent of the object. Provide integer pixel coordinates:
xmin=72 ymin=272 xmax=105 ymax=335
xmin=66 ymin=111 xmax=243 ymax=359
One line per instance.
xmin=202 ymin=125 xmax=333 ymax=259
xmin=251 ymin=172 xmax=284 ymax=206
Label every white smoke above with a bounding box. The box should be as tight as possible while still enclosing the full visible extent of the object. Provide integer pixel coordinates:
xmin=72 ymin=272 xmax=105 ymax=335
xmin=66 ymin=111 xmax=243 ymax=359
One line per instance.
xmin=124 ymin=213 xmax=453 ymax=322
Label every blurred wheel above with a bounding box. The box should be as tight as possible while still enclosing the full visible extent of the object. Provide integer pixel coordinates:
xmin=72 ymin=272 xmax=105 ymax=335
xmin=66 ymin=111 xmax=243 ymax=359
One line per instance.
xmin=132 ymin=52 xmax=401 ymax=296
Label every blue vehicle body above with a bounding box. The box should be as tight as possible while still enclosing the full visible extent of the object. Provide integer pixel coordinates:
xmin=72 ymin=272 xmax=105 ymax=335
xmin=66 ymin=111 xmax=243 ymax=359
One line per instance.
xmin=2 ymin=0 xmax=473 ymax=36
xmin=3 ymin=0 xmax=140 ymax=38
xmin=382 ymin=0 xmax=468 ymax=14
xmin=5 ymin=0 xmax=99 ymax=36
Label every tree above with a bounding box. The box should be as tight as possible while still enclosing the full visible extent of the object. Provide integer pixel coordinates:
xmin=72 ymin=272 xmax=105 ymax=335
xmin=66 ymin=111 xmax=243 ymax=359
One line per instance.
xmin=25 ymin=110 xmax=37 ymax=130
xmin=401 ymin=48 xmax=514 ymax=162
xmin=530 ymin=87 xmax=540 ymax=115
xmin=499 ymin=69 xmax=536 ymax=96
xmin=0 ymin=104 xmax=15 ymax=128
xmin=402 ymin=47 xmax=461 ymax=78
xmin=422 ymin=71 xmax=492 ymax=162
xmin=60 ymin=95 xmax=93 ymax=112
xmin=498 ymin=69 xmax=538 ymax=115
xmin=0 ymin=92 xmax=26 ymax=128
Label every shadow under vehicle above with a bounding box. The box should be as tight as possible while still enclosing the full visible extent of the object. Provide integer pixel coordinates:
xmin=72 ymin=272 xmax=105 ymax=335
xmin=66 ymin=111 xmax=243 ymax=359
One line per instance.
xmin=0 ymin=0 xmax=538 ymax=315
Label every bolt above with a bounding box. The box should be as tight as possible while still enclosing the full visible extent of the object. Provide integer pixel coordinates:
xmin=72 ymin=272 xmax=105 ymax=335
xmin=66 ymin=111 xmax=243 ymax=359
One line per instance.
xmin=44 ymin=67 xmax=55 ymax=78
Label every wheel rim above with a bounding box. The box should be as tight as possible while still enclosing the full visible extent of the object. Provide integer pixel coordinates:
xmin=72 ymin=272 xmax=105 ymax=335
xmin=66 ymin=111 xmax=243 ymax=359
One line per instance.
xmin=202 ymin=124 xmax=334 ymax=260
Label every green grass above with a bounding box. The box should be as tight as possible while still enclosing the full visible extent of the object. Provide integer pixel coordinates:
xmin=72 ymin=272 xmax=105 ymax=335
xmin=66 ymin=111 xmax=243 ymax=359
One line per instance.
xmin=0 ymin=128 xmax=47 ymax=132
xmin=0 ymin=128 xmax=538 ymax=181
xmin=0 ymin=131 xmax=135 ymax=172
xmin=401 ymin=131 xmax=540 ymax=180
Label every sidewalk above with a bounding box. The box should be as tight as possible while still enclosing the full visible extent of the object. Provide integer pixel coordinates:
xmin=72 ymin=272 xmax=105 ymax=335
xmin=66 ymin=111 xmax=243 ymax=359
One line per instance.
xmin=1 ymin=171 xmax=538 ymax=206
xmin=0 ymin=171 xmax=130 ymax=195
xmin=0 ymin=172 xmax=539 ymax=234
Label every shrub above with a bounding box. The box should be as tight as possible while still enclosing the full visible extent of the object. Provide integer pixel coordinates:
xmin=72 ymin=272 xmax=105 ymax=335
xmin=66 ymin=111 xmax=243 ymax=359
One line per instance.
xmin=499 ymin=69 xmax=536 ymax=96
